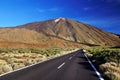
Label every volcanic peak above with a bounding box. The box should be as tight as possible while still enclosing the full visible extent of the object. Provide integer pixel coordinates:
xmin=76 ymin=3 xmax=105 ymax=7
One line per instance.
xmin=54 ymin=17 xmax=66 ymax=23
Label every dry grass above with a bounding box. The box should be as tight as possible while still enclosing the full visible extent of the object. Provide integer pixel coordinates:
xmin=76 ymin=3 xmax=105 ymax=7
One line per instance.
xmin=88 ymin=47 xmax=120 ymax=80
xmin=100 ymin=62 xmax=120 ymax=80
xmin=0 ymin=50 xmax=47 ymax=74
xmin=0 ymin=48 xmax=78 ymax=75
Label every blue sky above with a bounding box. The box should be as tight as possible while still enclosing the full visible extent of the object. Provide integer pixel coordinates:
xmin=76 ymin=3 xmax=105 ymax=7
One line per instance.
xmin=0 ymin=0 xmax=120 ymax=34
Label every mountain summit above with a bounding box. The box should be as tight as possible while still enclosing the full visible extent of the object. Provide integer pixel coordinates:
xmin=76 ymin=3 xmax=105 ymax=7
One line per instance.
xmin=54 ymin=17 xmax=66 ymax=23
xmin=0 ymin=18 xmax=120 ymax=48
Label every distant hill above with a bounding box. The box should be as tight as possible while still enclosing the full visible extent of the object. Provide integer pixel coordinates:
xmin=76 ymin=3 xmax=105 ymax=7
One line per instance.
xmin=0 ymin=18 xmax=120 ymax=48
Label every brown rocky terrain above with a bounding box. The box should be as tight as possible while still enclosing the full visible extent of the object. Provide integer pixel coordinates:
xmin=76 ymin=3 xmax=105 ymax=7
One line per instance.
xmin=0 ymin=17 xmax=120 ymax=48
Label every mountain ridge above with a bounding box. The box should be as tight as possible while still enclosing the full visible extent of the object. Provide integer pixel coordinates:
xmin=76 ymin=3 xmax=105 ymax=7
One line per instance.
xmin=0 ymin=18 xmax=120 ymax=48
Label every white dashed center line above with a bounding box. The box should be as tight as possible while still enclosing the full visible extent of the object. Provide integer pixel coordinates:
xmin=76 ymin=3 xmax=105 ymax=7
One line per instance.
xmin=58 ymin=62 xmax=65 ymax=69
xmin=69 ymin=57 xmax=72 ymax=60
xmin=73 ymin=55 xmax=75 ymax=56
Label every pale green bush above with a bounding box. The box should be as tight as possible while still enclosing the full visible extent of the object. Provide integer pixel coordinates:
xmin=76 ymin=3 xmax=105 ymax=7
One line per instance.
xmin=11 ymin=63 xmax=25 ymax=70
xmin=2 ymin=64 xmax=13 ymax=73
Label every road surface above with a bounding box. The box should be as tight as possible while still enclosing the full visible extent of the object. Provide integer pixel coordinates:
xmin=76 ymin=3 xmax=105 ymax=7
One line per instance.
xmin=0 ymin=50 xmax=101 ymax=80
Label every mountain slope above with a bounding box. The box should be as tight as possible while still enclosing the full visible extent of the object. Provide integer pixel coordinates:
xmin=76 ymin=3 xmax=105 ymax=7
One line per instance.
xmin=0 ymin=28 xmax=84 ymax=48
xmin=0 ymin=18 xmax=120 ymax=48
xmin=19 ymin=18 xmax=120 ymax=47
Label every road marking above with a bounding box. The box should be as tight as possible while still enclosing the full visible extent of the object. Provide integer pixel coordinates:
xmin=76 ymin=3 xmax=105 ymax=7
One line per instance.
xmin=73 ymin=55 xmax=75 ymax=56
xmin=96 ymin=71 xmax=100 ymax=75
xmin=0 ymin=49 xmax=79 ymax=77
xmin=0 ymin=50 xmax=78 ymax=77
xmin=84 ymin=54 xmax=104 ymax=80
xmin=58 ymin=62 xmax=65 ymax=69
xmin=69 ymin=57 xmax=72 ymax=60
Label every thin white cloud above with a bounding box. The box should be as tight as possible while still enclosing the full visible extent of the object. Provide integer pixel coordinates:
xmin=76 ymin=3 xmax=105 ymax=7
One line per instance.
xmin=37 ymin=8 xmax=60 ymax=13
xmin=37 ymin=9 xmax=45 ymax=13
xmin=48 ymin=8 xmax=59 ymax=11
xmin=83 ymin=7 xmax=92 ymax=11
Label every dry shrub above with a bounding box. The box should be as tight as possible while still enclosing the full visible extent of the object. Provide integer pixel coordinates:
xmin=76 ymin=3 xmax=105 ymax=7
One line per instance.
xmin=1 ymin=64 xmax=13 ymax=73
xmin=100 ymin=62 xmax=120 ymax=80
xmin=0 ymin=48 xmax=75 ymax=75
xmin=11 ymin=63 xmax=25 ymax=70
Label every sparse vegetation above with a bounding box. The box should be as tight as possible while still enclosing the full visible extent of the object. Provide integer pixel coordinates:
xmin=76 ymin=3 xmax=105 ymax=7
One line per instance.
xmin=0 ymin=47 xmax=76 ymax=75
xmin=88 ymin=47 xmax=120 ymax=80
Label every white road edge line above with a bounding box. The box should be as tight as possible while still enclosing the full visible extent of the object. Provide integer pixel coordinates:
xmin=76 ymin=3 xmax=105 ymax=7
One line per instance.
xmin=58 ymin=62 xmax=65 ymax=69
xmin=69 ymin=57 xmax=72 ymax=60
xmin=0 ymin=59 xmax=47 ymax=77
xmin=84 ymin=54 xmax=104 ymax=80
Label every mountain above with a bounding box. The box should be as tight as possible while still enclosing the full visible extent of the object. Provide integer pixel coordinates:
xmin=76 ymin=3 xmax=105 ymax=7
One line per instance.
xmin=114 ymin=33 xmax=120 ymax=38
xmin=0 ymin=28 xmax=83 ymax=48
xmin=0 ymin=17 xmax=120 ymax=48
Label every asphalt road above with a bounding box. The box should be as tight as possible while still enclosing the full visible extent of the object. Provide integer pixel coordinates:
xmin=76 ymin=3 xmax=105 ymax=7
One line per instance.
xmin=0 ymin=50 xmax=100 ymax=80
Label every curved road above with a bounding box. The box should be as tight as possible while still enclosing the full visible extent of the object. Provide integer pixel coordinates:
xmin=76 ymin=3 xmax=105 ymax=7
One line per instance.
xmin=0 ymin=50 xmax=101 ymax=80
